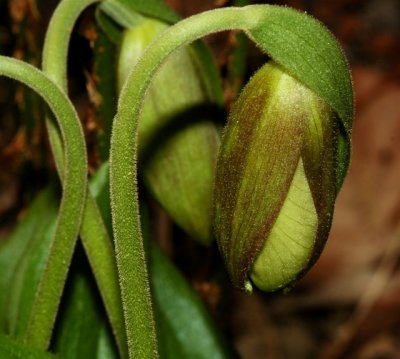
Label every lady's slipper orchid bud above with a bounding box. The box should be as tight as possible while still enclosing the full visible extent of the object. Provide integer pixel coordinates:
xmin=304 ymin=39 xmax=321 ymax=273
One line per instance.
xmin=118 ymin=19 xmax=221 ymax=245
xmin=214 ymin=61 xmax=340 ymax=292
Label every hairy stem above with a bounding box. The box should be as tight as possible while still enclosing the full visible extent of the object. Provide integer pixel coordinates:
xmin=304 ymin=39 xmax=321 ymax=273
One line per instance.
xmin=41 ymin=0 xmax=128 ymax=357
xmin=110 ymin=6 xmax=259 ymax=359
xmin=0 ymin=57 xmax=87 ymax=350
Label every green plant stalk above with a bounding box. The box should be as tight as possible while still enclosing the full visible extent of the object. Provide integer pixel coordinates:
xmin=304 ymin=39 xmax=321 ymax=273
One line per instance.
xmin=0 ymin=57 xmax=87 ymax=349
xmin=110 ymin=5 xmax=352 ymax=358
xmin=110 ymin=7 xmax=256 ymax=359
xmin=41 ymin=1 xmax=127 ymax=357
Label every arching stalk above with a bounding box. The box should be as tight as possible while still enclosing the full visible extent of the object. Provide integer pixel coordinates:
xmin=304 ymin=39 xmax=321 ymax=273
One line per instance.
xmin=0 ymin=57 xmax=87 ymax=350
xmin=41 ymin=1 xmax=127 ymax=357
xmin=110 ymin=5 xmax=352 ymax=358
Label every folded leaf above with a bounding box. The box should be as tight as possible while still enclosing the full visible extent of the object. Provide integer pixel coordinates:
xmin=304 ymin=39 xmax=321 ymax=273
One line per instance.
xmin=149 ymin=242 xmax=236 ymax=359
xmin=0 ymin=185 xmax=58 ymax=335
xmin=0 ymin=334 xmax=58 ymax=359
xmin=52 ymin=251 xmax=118 ymax=359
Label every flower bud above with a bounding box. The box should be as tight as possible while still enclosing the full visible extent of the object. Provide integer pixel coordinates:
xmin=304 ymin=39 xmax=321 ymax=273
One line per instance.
xmin=118 ymin=19 xmax=221 ymax=245
xmin=214 ymin=61 xmax=340 ymax=292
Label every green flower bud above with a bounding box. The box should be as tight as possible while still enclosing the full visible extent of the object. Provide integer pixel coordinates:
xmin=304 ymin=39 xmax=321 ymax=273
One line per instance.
xmin=118 ymin=19 xmax=221 ymax=245
xmin=214 ymin=61 xmax=342 ymax=292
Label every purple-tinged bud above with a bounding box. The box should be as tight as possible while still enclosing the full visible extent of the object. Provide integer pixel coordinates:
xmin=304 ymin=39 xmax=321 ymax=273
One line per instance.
xmin=214 ymin=61 xmax=339 ymax=292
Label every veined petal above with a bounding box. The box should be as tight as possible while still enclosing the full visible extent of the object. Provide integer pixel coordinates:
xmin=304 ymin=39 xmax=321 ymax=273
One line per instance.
xmin=250 ymin=158 xmax=318 ymax=291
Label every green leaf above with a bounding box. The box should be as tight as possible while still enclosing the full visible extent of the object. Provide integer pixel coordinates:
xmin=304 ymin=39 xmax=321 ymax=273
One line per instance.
xmin=95 ymin=7 xmax=123 ymax=44
xmin=149 ymin=244 xmax=236 ymax=359
xmin=100 ymin=1 xmax=146 ymax=29
xmin=0 ymin=186 xmax=58 ymax=334
xmin=190 ymin=40 xmax=225 ymax=109
xmin=0 ymin=334 xmax=58 ymax=359
xmin=0 ymin=165 xmax=117 ymax=357
xmin=52 ymin=249 xmax=118 ymax=359
xmin=100 ymin=0 xmax=179 ymax=27
xmin=247 ymin=5 xmax=353 ymax=143
xmin=137 ymin=206 xmax=235 ymax=359
xmin=244 ymin=5 xmax=353 ymax=196
xmin=7 ymin=214 xmax=57 ymax=338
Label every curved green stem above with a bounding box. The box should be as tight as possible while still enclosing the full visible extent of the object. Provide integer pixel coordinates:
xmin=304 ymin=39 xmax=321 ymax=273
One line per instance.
xmin=0 ymin=57 xmax=87 ymax=349
xmin=109 ymin=6 xmax=259 ymax=359
xmin=42 ymin=1 xmax=128 ymax=357
xmin=42 ymin=0 xmax=99 ymax=174
xmin=43 ymin=0 xmax=99 ymax=88
xmin=110 ymin=7 xmax=354 ymax=356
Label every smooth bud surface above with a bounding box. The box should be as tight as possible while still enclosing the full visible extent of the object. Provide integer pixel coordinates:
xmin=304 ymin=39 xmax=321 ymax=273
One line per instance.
xmin=214 ymin=62 xmax=340 ymax=292
xmin=118 ymin=19 xmax=221 ymax=245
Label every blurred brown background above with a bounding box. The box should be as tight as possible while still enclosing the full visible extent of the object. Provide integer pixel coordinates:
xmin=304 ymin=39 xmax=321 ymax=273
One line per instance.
xmin=1 ymin=0 xmax=400 ymax=358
